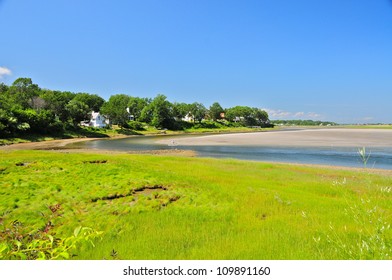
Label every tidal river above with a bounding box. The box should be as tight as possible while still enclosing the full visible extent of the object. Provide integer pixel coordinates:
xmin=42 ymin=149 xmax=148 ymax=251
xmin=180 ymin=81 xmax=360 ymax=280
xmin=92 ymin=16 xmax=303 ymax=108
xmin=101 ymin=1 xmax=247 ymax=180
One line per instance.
xmin=70 ymin=128 xmax=392 ymax=170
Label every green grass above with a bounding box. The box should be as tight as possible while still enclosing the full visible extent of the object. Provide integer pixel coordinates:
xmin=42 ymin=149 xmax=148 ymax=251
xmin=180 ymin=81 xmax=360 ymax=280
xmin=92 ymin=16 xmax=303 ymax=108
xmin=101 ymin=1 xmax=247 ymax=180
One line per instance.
xmin=1 ymin=150 xmax=391 ymax=259
xmin=341 ymin=125 xmax=392 ymax=129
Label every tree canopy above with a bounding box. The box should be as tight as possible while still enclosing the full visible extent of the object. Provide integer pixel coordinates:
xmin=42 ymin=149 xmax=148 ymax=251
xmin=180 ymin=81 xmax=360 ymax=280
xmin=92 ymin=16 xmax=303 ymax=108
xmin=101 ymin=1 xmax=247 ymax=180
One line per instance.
xmin=0 ymin=77 xmax=276 ymax=137
xmin=100 ymin=94 xmax=130 ymax=127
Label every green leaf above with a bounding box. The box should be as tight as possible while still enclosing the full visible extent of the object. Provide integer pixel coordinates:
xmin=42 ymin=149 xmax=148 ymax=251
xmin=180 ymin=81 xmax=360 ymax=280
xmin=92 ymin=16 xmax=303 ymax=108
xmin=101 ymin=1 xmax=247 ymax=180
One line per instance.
xmin=48 ymin=234 xmax=54 ymax=245
xmin=14 ymin=241 xmax=22 ymax=250
xmin=16 ymin=252 xmax=27 ymax=260
xmin=73 ymin=226 xmax=82 ymax=237
xmin=59 ymin=252 xmax=70 ymax=259
xmin=37 ymin=251 xmax=46 ymax=260
xmin=0 ymin=243 xmax=8 ymax=254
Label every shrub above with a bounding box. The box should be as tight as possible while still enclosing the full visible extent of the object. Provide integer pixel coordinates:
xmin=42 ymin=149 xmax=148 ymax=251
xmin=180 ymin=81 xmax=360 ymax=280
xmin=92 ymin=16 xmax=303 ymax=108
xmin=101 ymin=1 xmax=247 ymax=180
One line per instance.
xmin=126 ymin=121 xmax=145 ymax=131
xmin=0 ymin=222 xmax=102 ymax=260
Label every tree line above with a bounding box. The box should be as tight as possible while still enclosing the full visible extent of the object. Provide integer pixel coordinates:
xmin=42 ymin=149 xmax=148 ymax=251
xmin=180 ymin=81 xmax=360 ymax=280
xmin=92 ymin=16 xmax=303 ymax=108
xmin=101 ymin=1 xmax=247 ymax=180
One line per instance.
xmin=0 ymin=77 xmax=272 ymax=137
xmin=272 ymin=119 xmax=337 ymax=126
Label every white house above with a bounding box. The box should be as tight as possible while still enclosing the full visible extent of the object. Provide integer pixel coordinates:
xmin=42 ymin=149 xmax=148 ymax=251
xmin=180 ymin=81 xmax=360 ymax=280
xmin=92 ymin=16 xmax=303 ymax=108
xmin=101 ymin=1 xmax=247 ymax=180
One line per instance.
xmin=81 ymin=111 xmax=109 ymax=128
xmin=126 ymin=107 xmax=135 ymax=121
xmin=182 ymin=112 xmax=195 ymax=122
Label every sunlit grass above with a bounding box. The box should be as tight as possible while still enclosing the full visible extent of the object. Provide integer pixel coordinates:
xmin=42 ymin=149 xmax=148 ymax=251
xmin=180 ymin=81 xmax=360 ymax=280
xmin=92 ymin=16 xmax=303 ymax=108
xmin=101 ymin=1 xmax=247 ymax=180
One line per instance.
xmin=1 ymin=150 xmax=391 ymax=259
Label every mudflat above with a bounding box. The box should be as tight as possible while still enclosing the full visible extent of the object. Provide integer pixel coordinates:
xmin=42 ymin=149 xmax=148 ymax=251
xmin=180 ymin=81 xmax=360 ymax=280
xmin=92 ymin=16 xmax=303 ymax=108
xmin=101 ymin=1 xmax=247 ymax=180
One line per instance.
xmin=0 ymin=137 xmax=100 ymax=150
xmin=158 ymin=128 xmax=392 ymax=147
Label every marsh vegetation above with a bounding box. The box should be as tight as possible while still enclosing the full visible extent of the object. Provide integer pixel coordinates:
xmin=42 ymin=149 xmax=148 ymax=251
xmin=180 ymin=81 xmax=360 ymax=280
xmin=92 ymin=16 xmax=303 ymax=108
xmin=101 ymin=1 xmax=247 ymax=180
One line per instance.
xmin=1 ymin=150 xmax=391 ymax=259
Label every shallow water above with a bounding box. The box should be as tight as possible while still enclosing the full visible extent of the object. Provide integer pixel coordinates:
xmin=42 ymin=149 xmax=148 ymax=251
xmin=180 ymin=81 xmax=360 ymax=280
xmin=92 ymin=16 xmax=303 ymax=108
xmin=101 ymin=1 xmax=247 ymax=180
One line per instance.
xmin=70 ymin=134 xmax=392 ymax=170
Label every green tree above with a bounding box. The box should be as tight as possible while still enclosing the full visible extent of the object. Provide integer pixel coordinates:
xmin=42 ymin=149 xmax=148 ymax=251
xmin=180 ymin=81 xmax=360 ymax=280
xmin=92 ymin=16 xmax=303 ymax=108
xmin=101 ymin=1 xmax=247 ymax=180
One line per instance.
xmin=0 ymin=109 xmax=18 ymax=136
xmin=8 ymin=78 xmax=40 ymax=109
xmin=41 ymin=90 xmax=75 ymax=122
xmin=13 ymin=109 xmax=60 ymax=134
xmin=73 ymin=93 xmax=105 ymax=112
xmin=0 ymin=83 xmax=9 ymax=95
xmin=100 ymin=94 xmax=130 ymax=127
xmin=189 ymin=102 xmax=207 ymax=123
xmin=139 ymin=95 xmax=171 ymax=127
xmin=127 ymin=97 xmax=150 ymax=121
xmin=172 ymin=102 xmax=191 ymax=120
xmin=209 ymin=102 xmax=224 ymax=121
xmin=252 ymin=108 xmax=269 ymax=124
xmin=225 ymin=106 xmax=254 ymax=125
xmin=148 ymin=94 xmax=173 ymax=128
xmin=66 ymin=100 xmax=90 ymax=127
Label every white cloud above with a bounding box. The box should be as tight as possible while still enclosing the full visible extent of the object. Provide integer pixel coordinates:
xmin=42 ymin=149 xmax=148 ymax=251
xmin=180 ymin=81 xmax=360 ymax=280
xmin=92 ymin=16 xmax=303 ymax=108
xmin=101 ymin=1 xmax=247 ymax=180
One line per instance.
xmin=359 ymin=116 xmax=375 ymax=122
xmin=263 ymin=109 xmax=291 ymax=118
xmin=263 ymin=108 xmax=323 ymax=120
xmin=294 ymin=112 xmax=305 ymax=117
xmin=0 ymin=67 xmax=12 ymax=79
xmin=307 ymin=112 xmax=322 ymax=119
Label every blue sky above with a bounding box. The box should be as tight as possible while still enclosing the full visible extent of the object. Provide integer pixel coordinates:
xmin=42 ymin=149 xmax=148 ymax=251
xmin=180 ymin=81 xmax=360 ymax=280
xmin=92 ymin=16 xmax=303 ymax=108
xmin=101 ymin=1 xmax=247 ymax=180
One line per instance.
xmin=1 ymin=0 xmax=391 ymax=123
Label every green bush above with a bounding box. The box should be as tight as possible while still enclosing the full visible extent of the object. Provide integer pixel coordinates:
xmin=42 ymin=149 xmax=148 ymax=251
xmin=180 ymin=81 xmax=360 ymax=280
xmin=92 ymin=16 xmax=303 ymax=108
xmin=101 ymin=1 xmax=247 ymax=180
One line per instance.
xmin=0 ymin=204 xmax=102 ymax=260
xmin=0 ymin=222 xmax=102 ymax=260
xmin=126 ymin=121 xmax=145 ymax=131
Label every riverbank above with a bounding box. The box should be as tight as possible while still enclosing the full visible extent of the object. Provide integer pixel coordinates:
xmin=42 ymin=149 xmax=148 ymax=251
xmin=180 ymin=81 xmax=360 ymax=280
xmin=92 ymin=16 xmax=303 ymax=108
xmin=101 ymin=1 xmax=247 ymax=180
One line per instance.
xmin=0 ymin=126 xmax=275 ymax=149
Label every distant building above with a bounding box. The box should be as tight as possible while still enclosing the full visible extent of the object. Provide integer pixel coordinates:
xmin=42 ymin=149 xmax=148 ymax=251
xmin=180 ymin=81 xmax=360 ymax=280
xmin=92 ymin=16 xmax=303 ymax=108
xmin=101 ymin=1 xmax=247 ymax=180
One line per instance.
xmin=81 ymin=111 xmax=109 ymax=128
xmin=182 ymin=112 xmax=195 ymax=122
xmin=126 ymin=107 xmax=135 ymax=121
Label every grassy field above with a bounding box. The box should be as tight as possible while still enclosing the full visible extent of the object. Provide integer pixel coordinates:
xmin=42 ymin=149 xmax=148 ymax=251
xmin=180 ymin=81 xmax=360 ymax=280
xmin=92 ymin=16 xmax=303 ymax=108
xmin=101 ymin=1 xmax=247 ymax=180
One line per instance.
xmin=1 ymin=150 xmax=391 ymax=260
xmin=340 ymin=125 xmax=392 ymax=129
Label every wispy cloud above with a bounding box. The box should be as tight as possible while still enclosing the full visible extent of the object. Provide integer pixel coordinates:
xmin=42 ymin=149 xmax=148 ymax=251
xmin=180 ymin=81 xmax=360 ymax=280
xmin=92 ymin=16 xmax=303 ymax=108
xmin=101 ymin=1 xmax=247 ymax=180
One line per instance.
xmin=307 ymin=112 xmax=322 ymax=119
xmin=294 ymin=112 xmax=305 ymax=118
xmin=0 ymin=66 xmax=12 ymax=79
xmin=263 ymin=108 xmax=323 ymax=120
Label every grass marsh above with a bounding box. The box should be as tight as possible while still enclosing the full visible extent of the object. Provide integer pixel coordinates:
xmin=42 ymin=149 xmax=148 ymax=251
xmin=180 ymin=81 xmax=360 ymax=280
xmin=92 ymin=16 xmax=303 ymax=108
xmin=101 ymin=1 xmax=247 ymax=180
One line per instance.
xmin=0 ymin=150 xmax=391 ymax=259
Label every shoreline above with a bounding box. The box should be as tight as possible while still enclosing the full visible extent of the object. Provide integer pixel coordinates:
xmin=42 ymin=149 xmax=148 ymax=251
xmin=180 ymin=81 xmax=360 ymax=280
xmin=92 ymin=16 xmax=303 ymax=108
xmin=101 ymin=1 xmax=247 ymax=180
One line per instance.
xmin=2 ymin=128 xmax=392 ymax=172
xmin=157 ymin=128 xmax=392 ymax=148
xmin=0 ymin=137 xmax=104 ymax=151
xmin=3 ymin=127 xmax=392 ymax=150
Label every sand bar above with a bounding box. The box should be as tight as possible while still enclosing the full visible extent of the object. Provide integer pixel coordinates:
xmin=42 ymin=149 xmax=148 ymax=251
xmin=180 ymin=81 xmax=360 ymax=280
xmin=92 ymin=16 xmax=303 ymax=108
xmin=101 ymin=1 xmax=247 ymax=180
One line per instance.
xmin=157 ymin=128 xmax=392 ymax=147
xmin=0 ymin=137 xmax=101 ymax=150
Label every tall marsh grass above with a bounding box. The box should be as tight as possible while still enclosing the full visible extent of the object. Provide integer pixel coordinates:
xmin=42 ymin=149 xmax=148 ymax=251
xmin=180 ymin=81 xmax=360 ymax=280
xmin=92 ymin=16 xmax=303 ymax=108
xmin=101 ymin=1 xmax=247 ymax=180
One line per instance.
xmin=0 ymin=150 xmax=391 ymax=259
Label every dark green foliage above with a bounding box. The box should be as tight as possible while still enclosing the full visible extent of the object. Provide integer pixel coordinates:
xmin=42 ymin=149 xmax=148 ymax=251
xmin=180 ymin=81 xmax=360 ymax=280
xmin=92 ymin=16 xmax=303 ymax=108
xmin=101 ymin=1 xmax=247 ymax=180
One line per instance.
xmin=193 ymin=121 xmax=222 ymax=129
xmin=100 ymin=94 xmax=130 ymax=127
xmin=141 ymin=94 xmax=174 ymax=129
xmin=189 ymin=102 xmax=207 ymax=123
xmin=127 ymin=97 xmax=150 ymax=121
xmin=65 ymin=100 xmax=90 ymax=127
xmin=225 ymin=106 xmax=271 ymax=127
xmin=126 ymin=121 xmax=145 ymax=131
xmin=13 ymin=109 xmax=59 ymax=134
xmin=41 ymin=90 xmax=75 ymax=122
xmin=1 ymin=76 xmax=328 ymax=138
xmin=8 ymin=78 xmax=40 ymax=109
xmin=272 ymin=119 xmax=338 ymax=126
xmin=172 ymin=102 xmax=191 ymax=120
xmin=209 ymin=102 xmax=224 ymax=121
xmin=73 ymin=93 xmax=105 ymax=112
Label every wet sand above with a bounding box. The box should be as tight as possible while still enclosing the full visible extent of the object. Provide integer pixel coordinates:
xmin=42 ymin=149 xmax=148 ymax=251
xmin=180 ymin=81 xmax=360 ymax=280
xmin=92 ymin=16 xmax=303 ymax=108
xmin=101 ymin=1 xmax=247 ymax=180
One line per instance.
xmin=0 ymin=136 xmax=196 ymax=157
xmin=157 ymin=128 xmax=392 ymax=147
xmin=0 ymin=137 xmax=101 ymax=150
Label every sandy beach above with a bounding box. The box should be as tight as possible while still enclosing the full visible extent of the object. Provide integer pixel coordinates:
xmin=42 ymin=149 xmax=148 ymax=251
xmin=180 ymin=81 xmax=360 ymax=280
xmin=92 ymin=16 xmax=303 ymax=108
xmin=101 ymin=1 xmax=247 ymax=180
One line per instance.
xmin=0 ymin=137 xmax=101 ymax=151
xmin=157 ymin=128 xmax=392 ymax=147
xmin=0 ymin=136 xmax=196 ymax=157
xmin=2 ymin=128 xmax=392 ymax=151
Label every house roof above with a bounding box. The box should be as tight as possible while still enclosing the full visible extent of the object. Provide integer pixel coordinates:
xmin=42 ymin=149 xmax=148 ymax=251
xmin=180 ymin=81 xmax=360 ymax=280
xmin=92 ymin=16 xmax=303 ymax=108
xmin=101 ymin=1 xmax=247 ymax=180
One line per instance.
xmin=91 ymin=111 xmax=101 ymax=119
